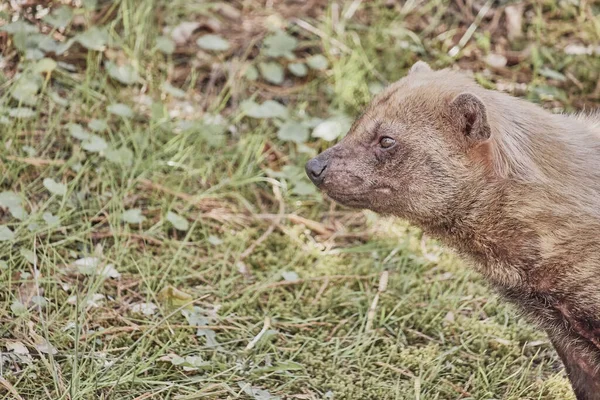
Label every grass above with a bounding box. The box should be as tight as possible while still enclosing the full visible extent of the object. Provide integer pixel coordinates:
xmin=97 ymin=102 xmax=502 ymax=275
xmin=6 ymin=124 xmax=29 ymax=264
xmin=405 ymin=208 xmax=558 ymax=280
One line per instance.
xmin=0 ymin=0 xmax=598 ymax=399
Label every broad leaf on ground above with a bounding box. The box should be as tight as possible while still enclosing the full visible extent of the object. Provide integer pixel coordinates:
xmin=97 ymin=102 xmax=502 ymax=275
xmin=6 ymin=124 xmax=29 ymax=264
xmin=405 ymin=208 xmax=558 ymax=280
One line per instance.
xmin=241 ymin=100 xmax=288 ymax=119
xmin=122 ymin=208 xmax=146 ymax=224
xmin=107 ymin=103 xmax=134 ymax=118
xmin=76 ymin=27 xmax=109 ymax=51
xmin=105 ymin=146 xmax=133 ymax=166
xmin=88 ymin=119 xmax=109 ymax=132
xmin=288 ymin=62 xmax=307 ymax=77
xmin=8 ymin=108 xmax=36 ymax=119
xmin=197 ymin=34 xmax=230 ymax=51
xmin=43 ymin=6 xmax=73 ymax=28
xmin=155 ymin=36 xmax=175 ymax=54
xmin=68 ymin=123 xmax=91 ymax=140
xmin=306 ymin=54 xmax=329 ymax=70
xmin=259 ymin=62 xmax=284 ymax=85
xmin=43 ymin=178 xmax=67 ymax=196
xmin=82 ymin=135 xmax=108 ymax=153
xmin=166 ymin=211 xmax=189 ymax=231
xmin=312 ymin=116 xmax=352 ymax=141
xmin=0 ymin=226 xmax=15 ymax=241
xmin=277 ymin=121 xmax=309 ymax=143
xmin=106 ymin=61 xmax=140 ymax=85
xmin=263 ymin=30 xmax=297 ymax=58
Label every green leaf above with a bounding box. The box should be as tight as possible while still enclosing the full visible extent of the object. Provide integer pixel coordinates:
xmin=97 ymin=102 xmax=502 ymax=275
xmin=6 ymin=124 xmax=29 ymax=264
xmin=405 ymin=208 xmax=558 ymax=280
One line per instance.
xmin=254 ymin=360 xmax=304 ymax=373
xmin=0 ymin=192 xmax=28 ymax=221
xmin=8 ymin=108 xmax=36 ymax=119
xmin=11 ymin=79 xmax=40 ymax=106
xmin=263 ymin=30 xmax=297 ymax=58
xmin=122 ymin=208 xmax=146 ymax=224
xmin=106 ymin=61 xmax=140 ymax=85
xmin=107 ymin=103 xmax=134 ymax=118
xmin=155 ymin=36 xmax=175 ymax=54
xmin=55 ymin=38 xmax=76 ymax=55
xmin=0 ymin=226 xmax=15 ymax=241
xmin=0 ymin=192 xmax=23 ymax=210
xmin=43 ymin=6 xmax=73 ymax=29
xmin=368 ymin=81 xmax=385 ymax=95
xmin=245 ymin=65 xmax=259 ymax=81
xmin=82 ymin=0 xmax=97 ymax=10
xmin=281 ymin=271 xmax=299 ymax=282
xmin=277 ymin=121 xmax=309 ymax=143
xmin=259 ymin=62 xmax=284 ymax=85
xmin=166 ymin=211 xmax=189 ymax=231
xmin=288 ymin=62 xmax=307 ymax=77
xmin=43 ymin=178 xmax=67 ymax=196
xmin=21 ymin=249 xmax=37 ymax=264
xmin=25 ymin=48 xmax=44 ymax=60
xmin=0 ymin=20 xmax=38 ymax=34
xmin=312 ymin=116 xmax=352 ymax=141
xmin=161 ymin=82 xmax=186 ymax=98
xmin=292 ymin=180 xmax=317 ymax=196
xmin=43 ymin=212 xmax=60 ymax=226
xmin=68 ymin=123 xmax=91 ymax=140
xmin=38 ymin=36 xmax=59 ymax=53
xmin=105 ymin=146 xmax=133 ymax=166
xmin=241 ymin=100 xmax=288 ymax=119
xmin=539 ymin=67 xmax=566 ymax=82
xmin=49 ymin=92 xmax=69 ymax=106
xmin=73 ymin=257 xmax=99 ymax=275
xmin=22 ymin=146 xmax=36 ymax=157
xmin=131 ymin=302 xmax=157 ymax=315
xmin=82 ymin=135 xmax=108 ymax=152
xmin=31 ymin=296 xmax=48 ymax=308
xmin=76 ymin=27 xmax=108 ymax=51
xmin=207 ymin=235 xmax=222 ymax=245
xmin=238 ymin=382 xmax=280 ymax=400
xmin=10 ymin=206 xmax=28 ymax=220
xmin=11 ymin=301 xmax=28 ymax=316
xmin=196 ymin=34 xmax=230 ymax=51
xmin=88 ymin=119 xmax=109 ymax=132
xmin=306 ymin=54 xmax=329 ymax=70
xmin=34 ymin=58 xmax=57 ymax=73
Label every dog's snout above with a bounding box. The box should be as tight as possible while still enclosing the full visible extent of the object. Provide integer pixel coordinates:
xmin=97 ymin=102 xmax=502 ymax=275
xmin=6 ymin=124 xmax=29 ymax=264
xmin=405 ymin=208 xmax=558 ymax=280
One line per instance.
xmin=305 ymin=157 xmax=328 ymax=186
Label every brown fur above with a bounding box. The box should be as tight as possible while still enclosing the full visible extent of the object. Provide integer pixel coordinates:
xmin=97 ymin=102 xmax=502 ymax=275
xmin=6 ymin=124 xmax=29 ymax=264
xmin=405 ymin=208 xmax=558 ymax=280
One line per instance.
xmin=306 ymin=62 xmax=600 ymax=399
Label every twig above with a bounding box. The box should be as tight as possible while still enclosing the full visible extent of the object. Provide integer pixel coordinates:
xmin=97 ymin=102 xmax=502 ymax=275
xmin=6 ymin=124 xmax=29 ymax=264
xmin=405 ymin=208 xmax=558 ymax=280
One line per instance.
xmin=366 ymin=271 xmax=389 ymax=332
xmin=0 ymin=377 xmax=25 ymax=400
xmin=6 ymin=156 xmax=66 ymax=166
xmin=311 ymin=277 xmax=330 ymax=305
xmin=245 ymin=317 xmax=271 ymax=351
xmin=448 ymin=0 xmax=493 ymax=57
xmin=326 ymin=318 xmax=349 ymax=341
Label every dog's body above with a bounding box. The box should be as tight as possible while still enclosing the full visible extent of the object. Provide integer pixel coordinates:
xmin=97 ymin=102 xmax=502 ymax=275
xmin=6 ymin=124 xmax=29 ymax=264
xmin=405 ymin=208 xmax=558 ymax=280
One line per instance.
xmin=306 ymin=62 xmax=600 ymax=399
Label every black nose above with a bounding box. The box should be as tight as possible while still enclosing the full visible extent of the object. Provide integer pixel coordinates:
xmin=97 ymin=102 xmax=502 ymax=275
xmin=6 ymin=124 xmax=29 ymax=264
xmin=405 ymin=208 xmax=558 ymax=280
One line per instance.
xmin=305 ymin=157 xmax=328 ymax=186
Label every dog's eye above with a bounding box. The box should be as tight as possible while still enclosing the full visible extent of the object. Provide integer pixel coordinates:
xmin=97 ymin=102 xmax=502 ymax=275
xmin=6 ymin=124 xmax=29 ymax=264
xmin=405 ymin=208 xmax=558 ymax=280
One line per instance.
xmin=379 ymin=137 xmax=396 ymax=149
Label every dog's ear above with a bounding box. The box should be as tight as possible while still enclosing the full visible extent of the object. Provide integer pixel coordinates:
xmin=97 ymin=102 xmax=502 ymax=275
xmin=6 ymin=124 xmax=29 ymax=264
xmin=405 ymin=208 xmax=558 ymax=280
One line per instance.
xmin=408 ymin=61 xmax=432 ymax=75
xmin=449 ymin=93 xmax=491 ymax=142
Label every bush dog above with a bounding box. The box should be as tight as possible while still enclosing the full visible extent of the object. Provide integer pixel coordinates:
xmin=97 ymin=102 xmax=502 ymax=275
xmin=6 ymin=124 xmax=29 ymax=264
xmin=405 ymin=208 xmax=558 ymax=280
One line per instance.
xmin=306 ymin=61 xmax=600 ymax=399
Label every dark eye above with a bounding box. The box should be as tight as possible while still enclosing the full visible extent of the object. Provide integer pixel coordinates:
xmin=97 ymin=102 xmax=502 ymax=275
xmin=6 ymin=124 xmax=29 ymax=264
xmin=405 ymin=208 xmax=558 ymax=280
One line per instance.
xmin=379 ymin=137 xmax=396 ymax=149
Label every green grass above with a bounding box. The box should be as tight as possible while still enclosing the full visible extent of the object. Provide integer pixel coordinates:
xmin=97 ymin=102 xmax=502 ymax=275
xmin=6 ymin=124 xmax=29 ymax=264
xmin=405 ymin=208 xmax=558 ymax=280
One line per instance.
xmin=0 ymin=0 xmax=598 ymax=399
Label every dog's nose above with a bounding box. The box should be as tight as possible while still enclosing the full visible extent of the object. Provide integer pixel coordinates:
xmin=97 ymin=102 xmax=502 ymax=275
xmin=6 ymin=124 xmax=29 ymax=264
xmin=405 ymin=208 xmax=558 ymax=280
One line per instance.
xmin=305 ymin=157 xmax=328 ymax=186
